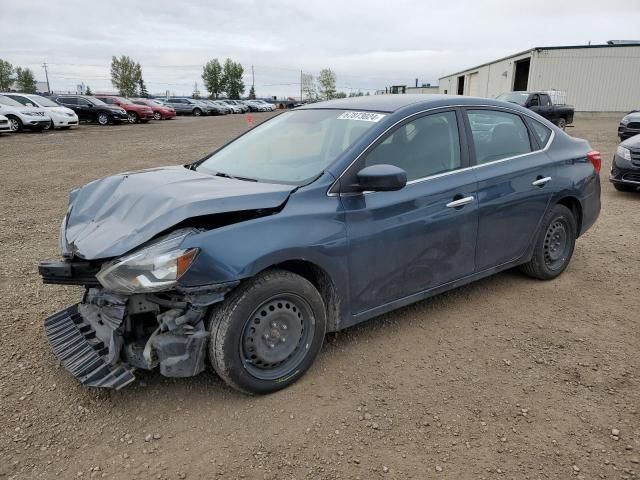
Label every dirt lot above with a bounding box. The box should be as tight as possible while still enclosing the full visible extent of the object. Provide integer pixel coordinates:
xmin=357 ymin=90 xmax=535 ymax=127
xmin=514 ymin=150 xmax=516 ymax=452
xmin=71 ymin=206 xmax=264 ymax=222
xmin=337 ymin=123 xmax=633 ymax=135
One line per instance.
xmin=0 ymin=113 xmax=638 ymax=480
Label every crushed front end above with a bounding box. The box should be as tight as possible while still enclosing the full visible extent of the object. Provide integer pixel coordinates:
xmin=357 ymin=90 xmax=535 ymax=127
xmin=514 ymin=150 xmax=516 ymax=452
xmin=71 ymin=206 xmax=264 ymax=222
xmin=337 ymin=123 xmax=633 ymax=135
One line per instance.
xmin=39 ymin=229 xmax=237 ymax=390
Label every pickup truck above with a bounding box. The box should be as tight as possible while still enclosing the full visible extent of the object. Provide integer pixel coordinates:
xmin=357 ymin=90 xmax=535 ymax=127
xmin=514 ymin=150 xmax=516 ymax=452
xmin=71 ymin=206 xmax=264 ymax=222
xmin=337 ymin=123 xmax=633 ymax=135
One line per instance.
xmin=497 ymin=91 xmax=574 ymax=130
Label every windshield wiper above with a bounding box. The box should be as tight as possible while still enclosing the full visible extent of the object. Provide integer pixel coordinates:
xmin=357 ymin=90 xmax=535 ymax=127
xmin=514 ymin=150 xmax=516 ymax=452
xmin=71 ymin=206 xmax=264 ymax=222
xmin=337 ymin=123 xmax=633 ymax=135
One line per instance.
xmin=214 ymin=172 xmax=258 ymax=182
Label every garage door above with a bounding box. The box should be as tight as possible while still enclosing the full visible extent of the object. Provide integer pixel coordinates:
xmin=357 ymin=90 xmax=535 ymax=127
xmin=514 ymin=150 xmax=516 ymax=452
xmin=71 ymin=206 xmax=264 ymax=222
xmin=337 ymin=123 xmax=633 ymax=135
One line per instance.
xmin=468 ymin=72 xmax=480 ymax=97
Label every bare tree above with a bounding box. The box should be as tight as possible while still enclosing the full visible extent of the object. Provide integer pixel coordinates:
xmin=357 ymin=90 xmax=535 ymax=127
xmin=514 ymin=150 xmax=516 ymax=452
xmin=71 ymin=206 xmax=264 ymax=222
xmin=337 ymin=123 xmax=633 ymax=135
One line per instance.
xmin=301 ymin=73 xmax=316 ymax=101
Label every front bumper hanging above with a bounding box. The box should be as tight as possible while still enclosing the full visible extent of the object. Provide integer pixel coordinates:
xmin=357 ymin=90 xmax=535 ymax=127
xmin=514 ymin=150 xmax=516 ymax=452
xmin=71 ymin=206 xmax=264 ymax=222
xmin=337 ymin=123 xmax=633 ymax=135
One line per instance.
xmin=44 ymin=304 xmax=136 ymax=390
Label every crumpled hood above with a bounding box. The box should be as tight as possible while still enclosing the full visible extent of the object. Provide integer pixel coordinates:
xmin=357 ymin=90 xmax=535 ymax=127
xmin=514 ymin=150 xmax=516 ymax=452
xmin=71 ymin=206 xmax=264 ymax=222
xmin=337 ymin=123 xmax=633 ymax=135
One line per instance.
xmin=64 ymin=166 xmax=294 ymax=260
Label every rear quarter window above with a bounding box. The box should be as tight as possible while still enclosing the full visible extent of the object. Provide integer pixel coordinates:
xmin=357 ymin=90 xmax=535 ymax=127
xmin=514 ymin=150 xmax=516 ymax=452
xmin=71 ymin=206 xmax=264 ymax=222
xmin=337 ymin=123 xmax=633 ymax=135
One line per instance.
xmin=527 ymin=118 xmax=553 ymax=148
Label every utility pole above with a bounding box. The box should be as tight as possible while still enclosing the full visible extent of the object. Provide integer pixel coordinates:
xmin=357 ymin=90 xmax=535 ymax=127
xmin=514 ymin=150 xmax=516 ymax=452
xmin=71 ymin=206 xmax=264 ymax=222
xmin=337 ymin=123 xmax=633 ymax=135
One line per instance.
xmin=42 ymin=62 xmax=51 ymax=93
xmin=300 ymin=70 xmax=303 ymax=102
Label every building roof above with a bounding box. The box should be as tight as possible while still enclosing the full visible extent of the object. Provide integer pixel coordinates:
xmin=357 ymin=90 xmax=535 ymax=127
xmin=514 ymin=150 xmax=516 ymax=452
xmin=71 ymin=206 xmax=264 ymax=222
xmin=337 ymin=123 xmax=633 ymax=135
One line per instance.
xmin=439 ymin=42 xmax=640 ymax=80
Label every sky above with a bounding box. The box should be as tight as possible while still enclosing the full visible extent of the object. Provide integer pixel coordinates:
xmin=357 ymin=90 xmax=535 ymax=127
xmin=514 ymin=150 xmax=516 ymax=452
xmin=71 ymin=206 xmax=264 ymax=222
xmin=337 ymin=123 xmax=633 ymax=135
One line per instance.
xmin=1 ymin=0 xmax=639 ymax=98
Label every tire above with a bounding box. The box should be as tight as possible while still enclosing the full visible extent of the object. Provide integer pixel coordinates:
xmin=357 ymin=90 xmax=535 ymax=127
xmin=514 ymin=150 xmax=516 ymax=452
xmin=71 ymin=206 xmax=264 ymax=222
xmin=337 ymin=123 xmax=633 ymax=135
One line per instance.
xmin=208 ymin=269 xmax=327 ymax=394
xmin=153 ymin=112 xmax=162 ymax=121
xmin=97 ymin=113 xmax=110 ymax=126
xmin=555 ymin=118 xmax=567 ymax=130
xmin=520 ymin=204 xmax=577 ymax=280
xmin=127 ymin=112 xmax=138 ymax=124
xmin=193 ymin=108 xmax=202 ymax=117
xmin=614 ymin=183 xmax=637 ymax=192
xmin=7 ymin=116 xmax=22 ymax=132
xmin=46 ymin=119 xmax=55 ymax=130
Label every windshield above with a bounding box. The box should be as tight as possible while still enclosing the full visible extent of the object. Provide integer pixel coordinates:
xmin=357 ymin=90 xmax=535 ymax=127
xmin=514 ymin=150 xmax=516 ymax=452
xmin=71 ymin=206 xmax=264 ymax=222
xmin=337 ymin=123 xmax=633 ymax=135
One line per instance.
xmin=87 ymin=97 xmax=107 ymax=106
xmin=197 ymin=109 xmax=383 ymax=185
xmin=0 ymin=95 xmax=23 ymax=107
xmin=497 ymin=93 xmax=529 ymax=106
xmin=27 ymin=95 xmax=59 ymax=107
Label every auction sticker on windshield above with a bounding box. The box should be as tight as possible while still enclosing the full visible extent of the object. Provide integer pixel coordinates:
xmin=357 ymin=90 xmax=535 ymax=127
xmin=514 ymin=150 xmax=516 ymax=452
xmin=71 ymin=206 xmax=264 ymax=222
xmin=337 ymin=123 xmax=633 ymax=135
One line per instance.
xmin=337 ymin=111 xmax=386 ymax=122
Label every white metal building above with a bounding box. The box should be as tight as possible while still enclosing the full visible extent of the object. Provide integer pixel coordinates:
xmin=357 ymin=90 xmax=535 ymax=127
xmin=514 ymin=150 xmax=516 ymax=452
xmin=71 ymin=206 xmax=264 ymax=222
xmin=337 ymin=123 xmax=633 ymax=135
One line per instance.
xmin=438 ymin=43 xmax=640 ymax=112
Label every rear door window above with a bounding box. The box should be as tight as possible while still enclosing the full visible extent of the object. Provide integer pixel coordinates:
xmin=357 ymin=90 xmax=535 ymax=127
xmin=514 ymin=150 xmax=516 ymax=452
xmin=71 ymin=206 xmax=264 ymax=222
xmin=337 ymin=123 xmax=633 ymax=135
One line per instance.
xmin=59 ymin=97 xmax=77 ymax=105
xmin=466 ymin=109 xmax=532 ymax=164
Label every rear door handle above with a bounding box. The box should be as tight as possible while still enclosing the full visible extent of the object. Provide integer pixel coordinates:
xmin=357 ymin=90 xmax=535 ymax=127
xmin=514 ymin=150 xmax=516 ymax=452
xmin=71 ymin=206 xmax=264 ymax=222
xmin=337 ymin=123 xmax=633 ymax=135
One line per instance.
xmin=446 ymin=196 xmax=475 ymax=208
xmin=532 ymin=176 xmax=552 ymax=186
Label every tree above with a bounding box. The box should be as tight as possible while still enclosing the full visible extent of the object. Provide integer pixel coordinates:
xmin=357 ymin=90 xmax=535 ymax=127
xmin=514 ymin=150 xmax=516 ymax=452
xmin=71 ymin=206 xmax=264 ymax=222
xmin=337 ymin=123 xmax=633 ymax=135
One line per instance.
xmin=334 ymin=91 xmax=347 ymax=99
xmin=110 ymin=55 xmax=142 ymax=97
xmin=301 ymin=73 xmax=316 ymax=101
xmin=222 ymin=58 xmax=245 ymax=99
xmin=248 ymin=85 xmax=256 ymax=99
xmin=201 ymin=59 xmax=224 ymax=98
xmin=138 ymin=78 xmax=149 ymax=98
xmin=0 ymin=59 xmax=14 ymax=91
xmin=318 ymin=68 xmax=336 ymax=100
xmin=15 ymin=67 xmax=37 ymax=93
xmin=85 ymin=85 xmax=92 ymax=95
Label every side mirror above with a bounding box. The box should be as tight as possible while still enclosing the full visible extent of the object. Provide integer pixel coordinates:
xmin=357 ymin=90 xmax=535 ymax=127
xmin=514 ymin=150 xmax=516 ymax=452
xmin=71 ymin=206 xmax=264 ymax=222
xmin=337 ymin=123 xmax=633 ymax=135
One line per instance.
xmin=355 ymin=164 xmax=407 ymax=192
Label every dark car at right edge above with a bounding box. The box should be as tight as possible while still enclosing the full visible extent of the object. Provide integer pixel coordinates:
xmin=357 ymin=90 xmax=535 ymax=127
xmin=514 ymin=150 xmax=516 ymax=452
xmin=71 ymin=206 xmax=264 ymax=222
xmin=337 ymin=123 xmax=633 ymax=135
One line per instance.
xmin=38 ymin=95 xmax=601 ymax=395
xmin=610 ymin=135 xmax=640 ymax=192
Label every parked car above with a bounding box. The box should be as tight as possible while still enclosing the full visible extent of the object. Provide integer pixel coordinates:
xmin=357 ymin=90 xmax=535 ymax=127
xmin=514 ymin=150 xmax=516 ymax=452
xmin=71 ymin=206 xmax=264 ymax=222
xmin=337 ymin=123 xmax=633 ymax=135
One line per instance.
xmin=229 ymin=99 xmax=249 ymax=112
xmin=3 ymin=92 xmax=79 ymax=130
xmin=164 ymin=98 xmax=209 ymax=116
xmin=193 ymin=100 xmax=219 ymax=116
xmin=610 ymin=136 xmax=640 ymax=192
xmin=617 ymin=112 xmax=640 ymax=141
xmin=497 ymin=92 xmax=574 ymax=130
xmin=220 ymin=100 xmax=243 ymax=113
xmin=94 ymin=95 xmax=154 ymax=124
xmin=247 ymin=100 xmax=273 ymax=112
xmin=129 ymin=98 xmax=176 ymax=120
xmin=211 ymin=100 xmax=233 ymax=114
xmin=199 ymin=100 xmax=228 ymax=115
xmin=39 ymin=95 xmax=600 ymax=394
xmin=53 ymin=95 xmax=129 ymax=125
xmin=0 ymin=113 xmax=10 ymax=134
xmin=0 ymin=94 xmax=51 ymax=132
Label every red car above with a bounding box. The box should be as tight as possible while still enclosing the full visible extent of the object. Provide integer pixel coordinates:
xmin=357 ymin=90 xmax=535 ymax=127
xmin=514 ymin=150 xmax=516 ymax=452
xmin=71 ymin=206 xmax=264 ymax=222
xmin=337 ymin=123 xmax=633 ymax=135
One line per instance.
xmin=94 ymin=95 xmax=154 ymax=124
xmin=129 ymin=98 xmax=176 ymax=120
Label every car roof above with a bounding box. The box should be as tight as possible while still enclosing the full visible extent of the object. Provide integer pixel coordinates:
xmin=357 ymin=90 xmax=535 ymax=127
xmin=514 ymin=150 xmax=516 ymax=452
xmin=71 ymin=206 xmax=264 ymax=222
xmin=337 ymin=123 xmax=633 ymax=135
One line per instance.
xmin=297 ymin=94 xmax=528 ymax=113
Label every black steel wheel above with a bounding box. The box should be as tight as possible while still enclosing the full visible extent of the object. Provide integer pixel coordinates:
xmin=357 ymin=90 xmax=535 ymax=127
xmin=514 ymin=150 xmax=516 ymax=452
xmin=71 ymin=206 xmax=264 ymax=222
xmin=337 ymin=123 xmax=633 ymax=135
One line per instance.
xmin=520 ymin=204 xmax=576 ymax=280
xmin=208 ymin=269 xmax=326 ymax=394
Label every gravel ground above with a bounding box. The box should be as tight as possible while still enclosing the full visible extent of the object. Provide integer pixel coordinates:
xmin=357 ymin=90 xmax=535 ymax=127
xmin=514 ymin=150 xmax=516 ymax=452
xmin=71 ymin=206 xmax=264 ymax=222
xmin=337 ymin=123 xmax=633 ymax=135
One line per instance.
xmin=0 ymin=114 xmax=638 ymax=480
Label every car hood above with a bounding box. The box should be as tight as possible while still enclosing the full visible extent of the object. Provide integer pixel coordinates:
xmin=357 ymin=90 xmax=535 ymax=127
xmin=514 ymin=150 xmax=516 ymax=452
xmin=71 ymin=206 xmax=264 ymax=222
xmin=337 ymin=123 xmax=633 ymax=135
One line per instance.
xmin=48 ymin=106 xmax=77 ymax=115
xmin=64 ymin=166 xmax=294 ymax=260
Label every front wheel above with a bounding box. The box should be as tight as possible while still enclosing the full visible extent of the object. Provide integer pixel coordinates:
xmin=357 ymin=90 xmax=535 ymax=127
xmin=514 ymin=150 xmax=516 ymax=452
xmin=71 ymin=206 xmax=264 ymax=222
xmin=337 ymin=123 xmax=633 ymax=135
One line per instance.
xmin=192 ymin=108 xmax=202 ymax=117
xmin=208 ymin=270 xmax=327 ymax=394
xmin=7 ymin=116 xmax=22 ymax=132
xmin=127 ymin=112 xmax=138 ymax=124
xmin=153 ymin=112 xmax=162 ymax=121
xmin=97 ymin=113 xmax=110 ymax=126
xmin=520 ymin=204 xmax=576 ymax=280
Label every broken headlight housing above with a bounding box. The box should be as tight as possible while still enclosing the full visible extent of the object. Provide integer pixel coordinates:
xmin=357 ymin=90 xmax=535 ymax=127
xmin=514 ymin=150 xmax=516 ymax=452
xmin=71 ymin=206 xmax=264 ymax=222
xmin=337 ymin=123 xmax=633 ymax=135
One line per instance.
xmin=96 ymin=229 xmax=199 ymax=294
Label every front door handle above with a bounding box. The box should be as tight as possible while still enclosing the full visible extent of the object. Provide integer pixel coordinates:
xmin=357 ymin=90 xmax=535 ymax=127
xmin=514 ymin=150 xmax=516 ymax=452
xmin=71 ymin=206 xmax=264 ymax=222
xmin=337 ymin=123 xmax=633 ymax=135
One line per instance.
xmin=446 ymin=196 xmax=475 ymax=209
xmin=532 ymin=176 xmax=552 ymax=187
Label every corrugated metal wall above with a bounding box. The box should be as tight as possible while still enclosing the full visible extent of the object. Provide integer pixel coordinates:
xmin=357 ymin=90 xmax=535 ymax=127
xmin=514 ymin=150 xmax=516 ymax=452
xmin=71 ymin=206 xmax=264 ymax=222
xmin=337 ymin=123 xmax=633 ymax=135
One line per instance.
xmin=439 ymin=46 xmax=640 ymax=112
xmin=528 ymin=47 xmax=640 ymax=111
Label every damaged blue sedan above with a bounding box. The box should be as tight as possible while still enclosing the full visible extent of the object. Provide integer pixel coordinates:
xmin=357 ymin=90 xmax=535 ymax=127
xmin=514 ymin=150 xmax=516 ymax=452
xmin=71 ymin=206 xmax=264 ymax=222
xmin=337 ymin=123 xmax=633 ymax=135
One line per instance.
xmin=39 ymin=95 xmax=601 ymax=394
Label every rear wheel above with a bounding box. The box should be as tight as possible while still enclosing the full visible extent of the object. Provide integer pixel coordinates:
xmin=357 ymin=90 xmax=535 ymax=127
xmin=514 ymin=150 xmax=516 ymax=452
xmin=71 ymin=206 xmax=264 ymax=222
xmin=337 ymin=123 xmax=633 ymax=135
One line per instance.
xmin=7 ymin=116 xmax=22 ymax=132
xmin=208 ymin=269 xmax=326 ymax=394
xmin=555 ymin=118 xmax=567 ymax=130
xmin=97 ymin=113 xmax=110 ymax=126
xmin=520 ymin=204 xmax=576 ymax=280
xmin=614 ymin=183 xmax=637 ymax=192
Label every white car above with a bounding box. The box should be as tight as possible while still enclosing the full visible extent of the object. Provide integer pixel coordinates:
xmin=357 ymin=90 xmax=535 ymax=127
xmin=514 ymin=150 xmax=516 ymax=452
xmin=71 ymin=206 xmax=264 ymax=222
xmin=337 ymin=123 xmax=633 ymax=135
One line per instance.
xmin=0 ymin=114 xmax=11 ymax=134
xmin=0 ymin=94 xmax=51 ymax=132
xmin=3 ymin=92 xmax=79 ymax=130
xmin=249 ymin=100 xmax=275 ymax=111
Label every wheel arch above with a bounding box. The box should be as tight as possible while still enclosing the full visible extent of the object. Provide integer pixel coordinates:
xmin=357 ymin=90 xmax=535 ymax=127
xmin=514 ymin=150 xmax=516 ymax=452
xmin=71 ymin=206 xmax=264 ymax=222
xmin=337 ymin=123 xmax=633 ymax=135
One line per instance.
xmin=556 ymin=195 xmax=583 ymax=236
xmin=262 ymin=260 xmax=341 ymax=332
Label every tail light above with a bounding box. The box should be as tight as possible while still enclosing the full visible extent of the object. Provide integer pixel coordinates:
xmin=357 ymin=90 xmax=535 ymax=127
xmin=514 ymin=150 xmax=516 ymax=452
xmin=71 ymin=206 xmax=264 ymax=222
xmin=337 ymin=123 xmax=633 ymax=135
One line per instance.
xmin=587 ymin=150 xmax=601 ymax=173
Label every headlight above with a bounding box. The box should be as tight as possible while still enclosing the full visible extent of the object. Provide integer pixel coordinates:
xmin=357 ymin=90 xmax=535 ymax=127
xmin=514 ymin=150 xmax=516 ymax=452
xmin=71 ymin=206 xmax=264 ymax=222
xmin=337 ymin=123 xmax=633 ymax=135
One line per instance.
xmin=59 ymin=214 xmax=71 ymax=257
xmin=96 ymin=229 xmax=199 ymax=294
xmin=620 ymin=116 xmax=631 ymax=125
xmin=616 ymin=145 xmax=632 ymax=161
